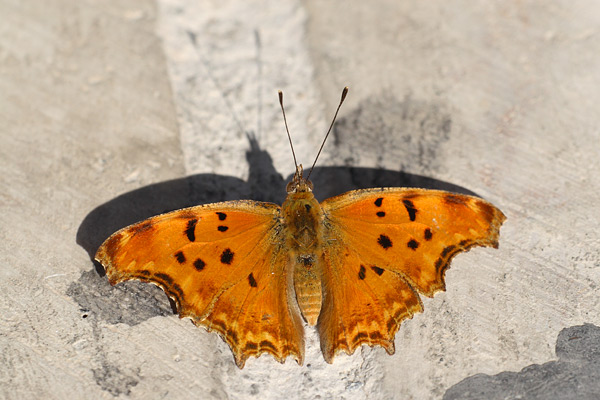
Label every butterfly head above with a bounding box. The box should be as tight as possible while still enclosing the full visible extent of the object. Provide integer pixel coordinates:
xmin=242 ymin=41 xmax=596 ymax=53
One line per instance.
xmin=286 ymin=164 xmax=314 ymax=193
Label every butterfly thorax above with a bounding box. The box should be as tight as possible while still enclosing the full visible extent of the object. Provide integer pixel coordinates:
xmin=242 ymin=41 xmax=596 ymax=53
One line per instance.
xmin=282 ymin=185 xmax=325 ymax=326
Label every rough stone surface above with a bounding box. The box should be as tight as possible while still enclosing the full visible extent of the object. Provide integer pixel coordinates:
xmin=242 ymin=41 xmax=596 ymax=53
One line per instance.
xmin=1 ymin=0 xmax=599 ymax=399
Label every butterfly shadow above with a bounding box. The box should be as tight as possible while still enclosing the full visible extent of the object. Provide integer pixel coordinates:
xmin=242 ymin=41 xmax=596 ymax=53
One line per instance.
xmin=72 ymin=134 xmax=481 ymax=325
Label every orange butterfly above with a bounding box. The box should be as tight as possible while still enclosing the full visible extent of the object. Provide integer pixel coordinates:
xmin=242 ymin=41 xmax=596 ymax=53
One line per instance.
xmin=96 ymin=88 xmax=505 ymax=368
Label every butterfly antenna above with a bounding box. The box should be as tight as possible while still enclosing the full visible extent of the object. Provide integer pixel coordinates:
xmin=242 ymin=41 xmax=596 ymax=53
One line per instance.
xmin=278 ymin=90 xmax=298 ymax=170
xmin=306 ymin=86 xmax=348 ymax=181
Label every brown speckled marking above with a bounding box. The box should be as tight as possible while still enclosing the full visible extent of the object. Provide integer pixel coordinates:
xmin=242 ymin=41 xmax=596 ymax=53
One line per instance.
xmin=444 ymin=194 xmax=467 ymax=205
xmin=435 ymin=258 xmax=444 ymax=273
xmin=174 ymin=251 xmax=186 ymax=264
xmin=386 ymin=318 xmax=395 ymax=331
xmin=175 ymin=210 xmax=198 ymax=220
xmin=154 ymin=272 xmax=174 ymax=285
xmin=393 ymin=309 xmax=406 ymax=321
xmin=168 ymin=283 xmax=185 ymax=301
xmin=220 ymin=248 xmax=234 ymax=265
xmin=132 ymin=221 xmax=153 ymax=236
xmin=153 ymin=273 xmax=184 ymax=299
xmin=377 ymin=234 xmax=393 ymax=249
xmin=210 ymin=319 xmax=226 ymax=331
xmin=210 ymin=319 xmax=239 ymax=345
xmin=244 ymin=342 xmax=258 ymax=351
xmin=259 ymin=340 xmax=278 ymax=353
xmin=185 ymin=218 xmax=197 ymax=241
xmin=352 ymin=332 xmax=368 ymax=343
xmin=476 ymin=200 xmax=496 ymax=219
xmin=441 ymin=245 xmax=456 ymax=257
xmin=139 ymin=270 xmax=151 ymax=276
xmin=369 ymin=331 xmax=384 ymax=340
xmin=100 ymin=233 xmax=122 ymax=260
xmin=402 ymin=199 xmax=417 ymax=221
xmin=227 ymin=329 xmax=239 ymax=345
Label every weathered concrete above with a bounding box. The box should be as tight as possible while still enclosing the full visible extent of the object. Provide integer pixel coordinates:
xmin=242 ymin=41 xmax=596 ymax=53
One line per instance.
xmin=1 ymin=0 xmax=599 ymax=399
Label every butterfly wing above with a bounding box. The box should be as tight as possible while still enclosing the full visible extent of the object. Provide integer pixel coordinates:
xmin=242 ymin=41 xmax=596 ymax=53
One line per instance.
xmin=95 ymin=200 xmax=304 ymax=368
xmin=318 ymin=188 xmax=506 ymax=362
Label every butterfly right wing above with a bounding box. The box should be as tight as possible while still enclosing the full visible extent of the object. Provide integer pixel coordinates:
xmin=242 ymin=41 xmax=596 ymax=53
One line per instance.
xmin=317 ymin=188 xmax=505 ymax=362
xmin=95 ymin=200 xmax=304 ymax=368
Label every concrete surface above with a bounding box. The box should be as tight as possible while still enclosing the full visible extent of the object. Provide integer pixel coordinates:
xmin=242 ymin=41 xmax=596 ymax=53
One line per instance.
xmin=1 ymin=0 xmax=599 ymax=399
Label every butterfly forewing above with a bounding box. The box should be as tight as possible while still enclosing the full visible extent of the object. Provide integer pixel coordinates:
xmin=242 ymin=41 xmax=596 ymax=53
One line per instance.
xmin=95 ymin=200 xmax=305 ymax=368
xmin=317 ymin=188 xmax=505 ymax=361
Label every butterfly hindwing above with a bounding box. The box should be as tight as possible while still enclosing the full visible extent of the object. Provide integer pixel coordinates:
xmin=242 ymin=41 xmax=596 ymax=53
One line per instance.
xmin=318 ymin=188 xmax=505 ymax=361
xmin=95 ymin=200 xmax=304 ymax=368
xmin=318 ymin=237 xmax=423 ymax=362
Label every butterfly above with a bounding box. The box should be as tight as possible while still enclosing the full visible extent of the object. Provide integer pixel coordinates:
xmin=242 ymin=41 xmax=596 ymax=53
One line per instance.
xmin=95 ymin=87 xmax=506 ymax=368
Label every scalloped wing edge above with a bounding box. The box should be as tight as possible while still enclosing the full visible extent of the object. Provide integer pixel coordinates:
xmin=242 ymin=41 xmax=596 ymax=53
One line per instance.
xmin=96 ymin=247 xmax=305 ymax=369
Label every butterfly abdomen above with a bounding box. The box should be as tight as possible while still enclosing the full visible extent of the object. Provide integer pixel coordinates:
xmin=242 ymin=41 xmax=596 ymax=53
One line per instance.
xmin=282 ymin=192 xmax=326 ymax=326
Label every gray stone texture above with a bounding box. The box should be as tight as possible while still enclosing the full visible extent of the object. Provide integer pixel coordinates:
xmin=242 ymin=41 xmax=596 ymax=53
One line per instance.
xmin=1 ymin=0 xmax=599 ymax=399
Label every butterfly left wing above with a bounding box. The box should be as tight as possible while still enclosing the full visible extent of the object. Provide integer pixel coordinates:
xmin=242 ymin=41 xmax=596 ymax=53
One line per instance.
xmin=317 ymin=188 xmax=506 ymax=362
xmin=95 ymin=201 xmax=304 ymax=368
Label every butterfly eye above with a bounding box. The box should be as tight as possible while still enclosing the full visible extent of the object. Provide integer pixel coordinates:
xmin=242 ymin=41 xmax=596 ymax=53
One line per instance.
xmin=286 ymin=180 xmax=296 ymax=193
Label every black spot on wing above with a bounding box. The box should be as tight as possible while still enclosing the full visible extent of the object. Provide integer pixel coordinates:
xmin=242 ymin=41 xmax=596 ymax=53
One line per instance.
xmin=193 ymin=258 xmax=205 ymax=271
xmin=174 ymin=251 xmax=186 ymax=264
xmin=377 ymin=234 xmax=393 ymax=249
xmin=371 ymin=266 xmax=384 ymax=276
xmin=402 ymin=199 xmax=417 ymax=221
xmin=358 ymin=265 xmax=366 ymax=280
xmin=248 ymin=273 xmax=257 ymax=287
xmin=216 ymin=212 xmax=227 ymax=221
xmin=376 ymin=211 xmax=386 ymax=217
xmin=424 ymin=228 xmax=433 ymax=240
xmin=374 ymin=197 xmax=383 ymax=207
xmin=185 ymin=218 xmax=197 ymax=242
xmin=220 ymin=248 xmax=234 ymax=265
xmin=217 ymin=225 xmax=229 ymax=232
xmin=407 ymin=239 xmax=419 ymax=250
